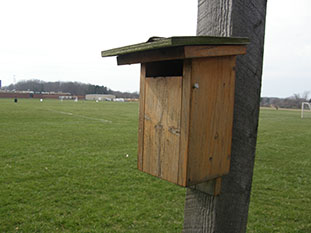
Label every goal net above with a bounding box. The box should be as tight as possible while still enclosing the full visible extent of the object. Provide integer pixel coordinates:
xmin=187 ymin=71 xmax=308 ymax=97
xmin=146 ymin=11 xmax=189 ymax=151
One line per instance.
xmin=301 ymin=102 xmax=311 ymax=118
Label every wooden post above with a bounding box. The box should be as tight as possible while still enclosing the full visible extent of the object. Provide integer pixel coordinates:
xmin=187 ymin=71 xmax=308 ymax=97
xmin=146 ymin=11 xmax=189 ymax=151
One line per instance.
xmin=183 ymin=0 xmax=267 ymax=232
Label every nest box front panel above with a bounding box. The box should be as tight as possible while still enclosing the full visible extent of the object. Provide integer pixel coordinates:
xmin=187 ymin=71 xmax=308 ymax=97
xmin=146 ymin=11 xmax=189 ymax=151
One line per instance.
xmin=142 ymin=76 xmax=182 ymax=184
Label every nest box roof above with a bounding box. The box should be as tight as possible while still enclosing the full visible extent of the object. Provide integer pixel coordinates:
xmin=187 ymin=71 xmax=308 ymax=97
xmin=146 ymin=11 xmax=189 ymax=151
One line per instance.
xmin=101 ymin=36 xmax=249 ymax=57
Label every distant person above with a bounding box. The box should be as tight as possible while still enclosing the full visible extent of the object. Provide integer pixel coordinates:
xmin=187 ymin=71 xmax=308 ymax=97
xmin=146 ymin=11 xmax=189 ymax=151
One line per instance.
xmin=14 ymin=98 xmax=18 ymax=103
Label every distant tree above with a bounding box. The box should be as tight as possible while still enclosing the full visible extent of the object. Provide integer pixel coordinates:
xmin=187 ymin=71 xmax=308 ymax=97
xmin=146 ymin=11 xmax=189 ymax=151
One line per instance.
xmin=261 ymin=91 xmax=311 ymax=109
xmin=302 ymin=91 xmax=310 ymax=100
xmin=289 ymin=92 xmax=309 ymax=109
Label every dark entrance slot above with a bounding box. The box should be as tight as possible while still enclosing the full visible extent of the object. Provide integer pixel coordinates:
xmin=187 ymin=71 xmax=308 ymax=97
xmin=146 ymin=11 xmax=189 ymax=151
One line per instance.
xmin=145 ymin=60 xmax=183 ymax=77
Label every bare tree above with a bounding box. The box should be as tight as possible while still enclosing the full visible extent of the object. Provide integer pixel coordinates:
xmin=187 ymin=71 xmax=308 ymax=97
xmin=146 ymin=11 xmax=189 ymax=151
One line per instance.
xmin=302 ymin=91 xmax=310 ymax=101
xmin=183 ymin=1 xmax=267 ymax=232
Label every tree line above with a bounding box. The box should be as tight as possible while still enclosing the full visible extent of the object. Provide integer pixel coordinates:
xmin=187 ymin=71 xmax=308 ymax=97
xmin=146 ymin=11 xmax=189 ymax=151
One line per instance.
xmin=261 ymin=92 xmax=311 ymax=109
xmin=3 ymin=79 xmax=139 ymax=99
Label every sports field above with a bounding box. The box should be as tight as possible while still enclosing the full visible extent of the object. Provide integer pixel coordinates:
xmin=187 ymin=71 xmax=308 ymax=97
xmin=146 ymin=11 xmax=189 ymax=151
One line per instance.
xmin=0 ymin=98 xmax=310 ymax=232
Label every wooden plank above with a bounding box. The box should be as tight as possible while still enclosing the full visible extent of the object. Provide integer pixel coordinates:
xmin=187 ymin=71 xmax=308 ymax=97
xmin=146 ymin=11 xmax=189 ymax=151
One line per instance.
xmin=184 ymin=45 xmax=246 ymax=58
xmin=117 ymin=47 xmax=185 ymax=65
xmin=143 ymin=76 xmax=182 ymax=184
xmin=137 ymin=64 xmax=146 ymax=170
xmin=214 ymin=177 xmax=222 ymax=196
xmin=187 ymin=56 xmax=236 ymax=185
xmin=117 ymin=45 xmax=246 ymax=65
xmin=189 ymin=177 xmax=222 ymax=195
xmin=178 ymin=60 xmax=192 ymax=186
xmin=101 ymin=36 xmax=249 ymax=57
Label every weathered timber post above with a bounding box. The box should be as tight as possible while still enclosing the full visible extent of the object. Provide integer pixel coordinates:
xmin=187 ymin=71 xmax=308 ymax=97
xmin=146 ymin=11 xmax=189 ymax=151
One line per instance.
xmin=183 ymin=1 xmax=267 ymax=232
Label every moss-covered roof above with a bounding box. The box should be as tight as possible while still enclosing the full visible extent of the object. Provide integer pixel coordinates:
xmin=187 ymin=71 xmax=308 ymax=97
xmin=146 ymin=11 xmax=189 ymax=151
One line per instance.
xmin=101 ymin=36 xmax=249 ymax=57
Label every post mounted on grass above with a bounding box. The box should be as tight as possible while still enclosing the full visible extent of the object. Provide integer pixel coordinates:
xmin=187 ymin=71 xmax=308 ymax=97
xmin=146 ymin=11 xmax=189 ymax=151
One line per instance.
xmin=102 ymin=36 xmax=248 ymax=194
xmin=182 ymin=1 xmax=268 ymax=233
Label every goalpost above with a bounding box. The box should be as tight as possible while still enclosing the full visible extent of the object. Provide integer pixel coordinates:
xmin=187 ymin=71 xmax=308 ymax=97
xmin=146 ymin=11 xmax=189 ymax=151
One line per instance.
xmin=301 ymin=102 xmax=311 ymax=118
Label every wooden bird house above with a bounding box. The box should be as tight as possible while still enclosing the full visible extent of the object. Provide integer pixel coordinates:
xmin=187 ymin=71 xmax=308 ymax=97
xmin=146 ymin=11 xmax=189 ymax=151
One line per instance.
xmin=102 ymin=36 xmax=248 ymax=187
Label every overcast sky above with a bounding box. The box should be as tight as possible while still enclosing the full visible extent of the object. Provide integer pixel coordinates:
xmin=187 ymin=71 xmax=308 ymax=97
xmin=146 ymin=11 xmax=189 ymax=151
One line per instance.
xmin=0 ymin=0 xmax=310 ymax=98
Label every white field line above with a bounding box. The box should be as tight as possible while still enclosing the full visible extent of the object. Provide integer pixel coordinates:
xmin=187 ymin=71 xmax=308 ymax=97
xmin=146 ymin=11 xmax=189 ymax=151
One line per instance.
xmin=47 ymin=109 xmax=112 ymax=123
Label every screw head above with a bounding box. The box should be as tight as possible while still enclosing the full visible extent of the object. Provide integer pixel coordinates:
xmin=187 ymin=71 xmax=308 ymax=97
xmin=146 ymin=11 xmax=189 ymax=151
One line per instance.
xmin=193 ymin=83 xmax=199 ymax=89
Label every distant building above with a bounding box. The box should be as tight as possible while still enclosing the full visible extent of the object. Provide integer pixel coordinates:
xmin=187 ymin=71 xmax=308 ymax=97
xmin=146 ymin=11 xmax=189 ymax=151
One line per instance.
xmin=85 ymin=94 xmax=116 ymax=101
xmin=114 ymin=98 xmax=125 ymax=102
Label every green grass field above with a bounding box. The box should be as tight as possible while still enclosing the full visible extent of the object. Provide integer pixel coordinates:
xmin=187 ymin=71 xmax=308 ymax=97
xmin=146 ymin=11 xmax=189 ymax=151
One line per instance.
xmin=248 ymin=108 xmax=311 ymax=233
xmin=0 ymin=99 xmax=310 ymax=232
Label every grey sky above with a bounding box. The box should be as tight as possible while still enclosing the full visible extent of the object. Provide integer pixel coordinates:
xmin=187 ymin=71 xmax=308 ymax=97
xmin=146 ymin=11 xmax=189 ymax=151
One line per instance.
xmin=0 ymin=0 xmax=310 ymax=98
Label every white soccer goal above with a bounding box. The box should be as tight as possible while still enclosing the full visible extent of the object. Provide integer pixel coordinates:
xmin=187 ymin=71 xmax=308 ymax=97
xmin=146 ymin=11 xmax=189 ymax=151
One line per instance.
xmin=301 ymin=102 xmax=311 ymax=118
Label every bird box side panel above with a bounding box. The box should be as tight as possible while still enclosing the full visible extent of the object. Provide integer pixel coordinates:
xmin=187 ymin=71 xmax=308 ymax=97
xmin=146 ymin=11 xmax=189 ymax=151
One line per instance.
xmin=142 ymin=76 xmax=182 ymax=184
xmin=177 ymin=60 xmax=192 ymax=186
xmin=137 ymin=64 xmax=146 ymax=170
xmin=187 ymin=56 xmax=236 ymax=186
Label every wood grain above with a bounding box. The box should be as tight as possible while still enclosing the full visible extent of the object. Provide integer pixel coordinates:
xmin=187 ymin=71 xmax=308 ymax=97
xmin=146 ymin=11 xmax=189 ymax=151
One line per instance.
xmin=189 ymin=177 xmax=222 ymax=196
xmin=187 ymin=56 xmax=236 ymax=185
xmin=184 ymin=45 xmax=246 ymax=58
xmin=184 ymin=0 xmax=267 ymax=232
xmin=177 ymin=60 xmax=192 ymax=186
xmin=102 ymin=36 xmax=249 ymax=57
xmin=138 ymin=56 xmax=237 ymax=187
xmin=142 ymin=76 xmax=182 ymax=184
xmin=117 ymin=47 xmax=184 ymax=65
xmin=137 ymin=64 xmax=146 ymax=170
xmin=117 ymin=45 xmax=246 ymax=65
